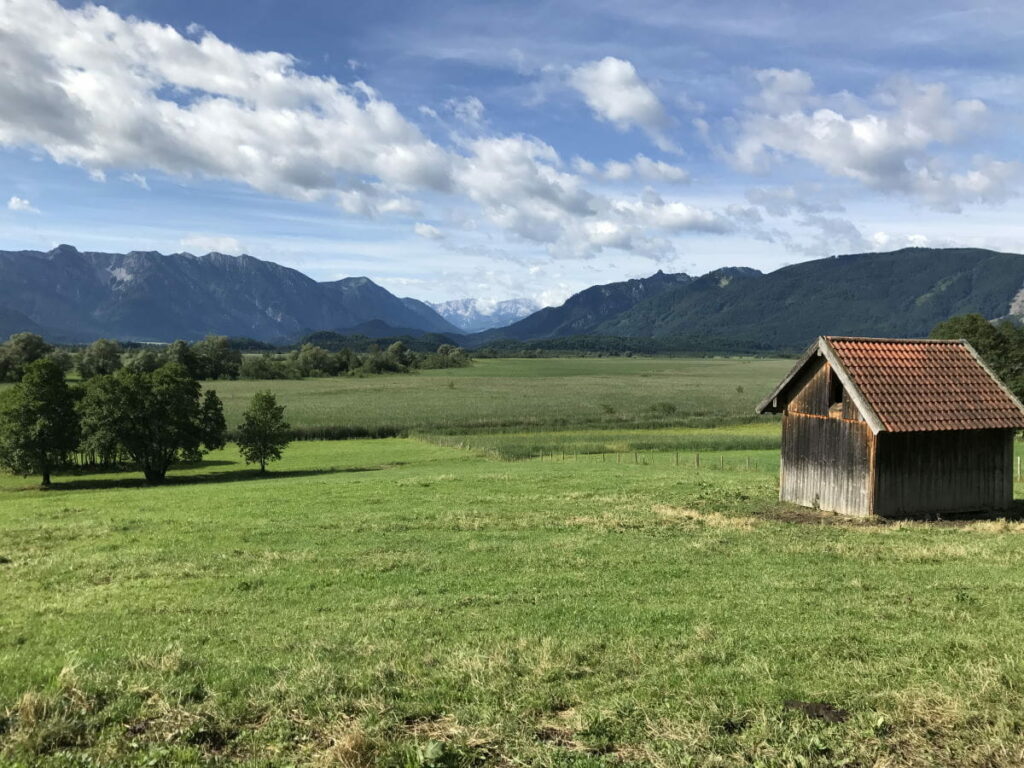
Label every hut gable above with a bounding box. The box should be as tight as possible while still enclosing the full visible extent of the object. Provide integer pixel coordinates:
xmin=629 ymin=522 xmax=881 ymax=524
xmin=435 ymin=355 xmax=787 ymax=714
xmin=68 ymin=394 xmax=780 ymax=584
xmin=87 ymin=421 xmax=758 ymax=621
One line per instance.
xmin=757 ymin=337 xmax=1024 ymax=433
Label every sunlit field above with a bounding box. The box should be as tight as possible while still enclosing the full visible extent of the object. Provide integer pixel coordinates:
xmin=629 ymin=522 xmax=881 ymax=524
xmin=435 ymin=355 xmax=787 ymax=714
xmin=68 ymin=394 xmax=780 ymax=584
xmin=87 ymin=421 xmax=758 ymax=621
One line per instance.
xmin=210 ymin=357 xmax=794 ymax=434
xmin=6 ymin=357 xmax=1024 ymax=766
xmin=5 ymin=440 xmax=1024 ymax=765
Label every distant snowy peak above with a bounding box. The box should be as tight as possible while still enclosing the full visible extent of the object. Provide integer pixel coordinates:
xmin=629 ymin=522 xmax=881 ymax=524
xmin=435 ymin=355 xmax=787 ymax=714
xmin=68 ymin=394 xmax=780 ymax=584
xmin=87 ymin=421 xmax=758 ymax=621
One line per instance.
xmin=428 ymin=297 xmax=543 ymax=332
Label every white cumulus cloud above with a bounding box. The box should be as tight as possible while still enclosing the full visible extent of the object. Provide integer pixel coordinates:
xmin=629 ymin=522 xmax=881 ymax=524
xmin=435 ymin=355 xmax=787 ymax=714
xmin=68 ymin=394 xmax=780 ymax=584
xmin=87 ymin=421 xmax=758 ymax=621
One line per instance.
xmin=569 ymin=57 xmax=677 ymax=153
xmin=7 ymin=195 xmax=39 ymax=213
xmin=732 ymin=70 xmax=1020 ymax=211
xmin=445 ymin=96 xmax=485 ymax=128
xmin=414 ymin=222 xmax=444 ymax=239
xmin=0 ymin=0 xmax=738 ymax=261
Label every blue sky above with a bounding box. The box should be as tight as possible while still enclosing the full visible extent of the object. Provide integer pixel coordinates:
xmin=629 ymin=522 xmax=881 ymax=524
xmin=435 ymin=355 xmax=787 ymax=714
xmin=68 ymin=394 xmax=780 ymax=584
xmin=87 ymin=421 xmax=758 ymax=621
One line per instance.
xmin=2 ymin=0 xmax=1023 ymax=305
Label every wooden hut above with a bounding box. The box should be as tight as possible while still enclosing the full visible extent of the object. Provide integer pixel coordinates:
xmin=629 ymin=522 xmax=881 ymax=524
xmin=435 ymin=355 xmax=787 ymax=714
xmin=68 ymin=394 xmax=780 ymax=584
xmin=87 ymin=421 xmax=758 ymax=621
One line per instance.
xmin=756 ymin=336 xmax=1024 ymax=516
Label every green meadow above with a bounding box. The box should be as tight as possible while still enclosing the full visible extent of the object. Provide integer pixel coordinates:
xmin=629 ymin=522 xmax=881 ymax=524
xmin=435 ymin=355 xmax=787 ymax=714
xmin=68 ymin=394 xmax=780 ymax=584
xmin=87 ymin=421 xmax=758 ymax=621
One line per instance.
xmin=210 ymin=357 xmax=794 ymax=434
xmin=4 ymin=357 xmax=1024 ymax=766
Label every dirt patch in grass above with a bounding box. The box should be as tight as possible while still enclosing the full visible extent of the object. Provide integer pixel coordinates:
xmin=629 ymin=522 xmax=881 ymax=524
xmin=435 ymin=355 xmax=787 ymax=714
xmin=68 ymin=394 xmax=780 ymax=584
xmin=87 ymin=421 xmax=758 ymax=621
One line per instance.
xmin=784 ymin=699 xmax=850 ymax=723
xmin=653 ymin=504 xmax=759 ymax=530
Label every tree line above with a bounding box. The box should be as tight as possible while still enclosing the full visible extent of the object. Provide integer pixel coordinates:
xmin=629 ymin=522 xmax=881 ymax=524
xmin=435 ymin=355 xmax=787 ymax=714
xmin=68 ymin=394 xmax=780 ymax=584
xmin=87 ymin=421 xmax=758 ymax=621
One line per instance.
xmin=0 ymin=332 xmax=471 ymax=383
xmin=0 ymin=358 xmax=290 ymax=487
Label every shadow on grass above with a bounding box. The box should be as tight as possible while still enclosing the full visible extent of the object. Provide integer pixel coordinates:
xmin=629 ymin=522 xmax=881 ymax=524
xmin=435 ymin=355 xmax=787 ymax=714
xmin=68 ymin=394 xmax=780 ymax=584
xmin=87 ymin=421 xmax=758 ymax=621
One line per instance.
xmin=768 ymin=498 xmax=1024 ymax=526
xmin=61 ymin=459 xmax=240 ymax=476
xmin=13 ymin=465 xmax=390 ymax=493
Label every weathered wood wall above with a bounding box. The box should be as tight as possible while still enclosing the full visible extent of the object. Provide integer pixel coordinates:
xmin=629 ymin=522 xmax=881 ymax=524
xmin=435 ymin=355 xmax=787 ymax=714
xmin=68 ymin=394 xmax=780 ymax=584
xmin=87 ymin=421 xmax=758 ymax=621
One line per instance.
xmin=780 ymin=412 xmax=873 ymax=515
xmin=786 ymin=355 xmax=863 ymax=422
xmin=873 ymin=429 xmax=1013 ymax=516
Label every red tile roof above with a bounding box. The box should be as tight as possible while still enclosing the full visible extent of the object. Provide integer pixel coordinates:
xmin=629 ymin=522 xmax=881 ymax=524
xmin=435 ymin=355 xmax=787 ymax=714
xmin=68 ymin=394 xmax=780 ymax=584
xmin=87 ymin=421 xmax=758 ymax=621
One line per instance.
xmin=826 ymin=337 xmax=1024 ymax=432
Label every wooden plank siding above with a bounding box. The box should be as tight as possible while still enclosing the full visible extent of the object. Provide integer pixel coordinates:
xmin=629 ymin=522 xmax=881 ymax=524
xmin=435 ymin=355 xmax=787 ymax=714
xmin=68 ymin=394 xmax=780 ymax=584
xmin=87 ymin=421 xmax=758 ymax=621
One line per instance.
xmin=779 ymin=355 xmax=874 ymax=515
xmin=780 ymin=412 xmax=873 ymax=515
xmin=873 ymin=429 xmax=1014 ymax=516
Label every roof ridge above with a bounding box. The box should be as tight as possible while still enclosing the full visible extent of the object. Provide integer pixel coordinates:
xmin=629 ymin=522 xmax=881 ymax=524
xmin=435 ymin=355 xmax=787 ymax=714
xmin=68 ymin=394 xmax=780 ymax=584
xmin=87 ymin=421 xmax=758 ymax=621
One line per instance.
xmin=825 ymin=336 xmax=965 ymax=344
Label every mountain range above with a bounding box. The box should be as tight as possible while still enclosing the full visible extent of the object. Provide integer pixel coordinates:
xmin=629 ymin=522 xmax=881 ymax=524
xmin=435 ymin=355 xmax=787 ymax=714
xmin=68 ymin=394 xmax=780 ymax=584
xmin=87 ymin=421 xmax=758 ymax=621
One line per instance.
xmin=428 ymin=297 xmax=541 ymax=332
xmin=2 ymin=245 xmax=1024 ymax=350
xmin=477 ymin=247 xmax=1024 ymax=350
xmin=0 ymin=245 xmax=459 ymax=342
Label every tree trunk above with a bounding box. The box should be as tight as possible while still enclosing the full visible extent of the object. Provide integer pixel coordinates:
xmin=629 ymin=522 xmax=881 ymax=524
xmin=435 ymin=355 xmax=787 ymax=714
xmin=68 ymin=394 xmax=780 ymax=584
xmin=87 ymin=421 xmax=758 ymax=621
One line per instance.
xmin=144 ymin=467 xmax=166 ymax=484
xmin=41 ymin=470 xmax=51 ymax=487
xmin=259 ymin=458 xmax=266 ymax=473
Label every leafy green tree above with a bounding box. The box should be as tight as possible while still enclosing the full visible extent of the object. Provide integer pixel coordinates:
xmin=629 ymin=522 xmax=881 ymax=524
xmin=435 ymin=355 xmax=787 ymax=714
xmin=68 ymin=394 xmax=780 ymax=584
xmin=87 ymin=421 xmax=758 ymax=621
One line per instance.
xmin=48 ymin=348 xmax=75 ymax=375
xmin=165 ymin=340 xmax=202 ymax=379
xmin=421 ymin=344 xmax=471 ymax=369
xmin=931 ymin=314 xmax=1004 ymax=360
xmin=0 ymin=358 xmax=80 ymax=486
xmin=77 ymin=338 xmax=123 ymax=379
xmin=0 ymin=333 xmax=54 ymax=382
xmin=78 ymin=363 xmax=226 ymax=483
xmin=192 ymin=335 xmax=242 ymax=380
xmin=123 ymin=346 xmax=167 ymax=373
xmin=292 ymin=343 xmax=335 ymax=377
xmin=239 ymin=353 xmax=301 ymax=380
xmin=385 ymin=341 xmax=415 ymax=369
xmin=200 ymin=390 xmax=227 ymax=452
xmin=333 ymin=348 xmax=355 ymax=374
xmin=78 ymin=374 xmax=125 ymax=466
xmin=236 ymin=391 xmax=290 ymax=472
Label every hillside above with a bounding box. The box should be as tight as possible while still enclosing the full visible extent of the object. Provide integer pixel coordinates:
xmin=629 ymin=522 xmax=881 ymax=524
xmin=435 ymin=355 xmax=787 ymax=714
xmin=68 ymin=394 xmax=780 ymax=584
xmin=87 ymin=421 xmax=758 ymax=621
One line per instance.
xmin=476 ymin=269 xmax=693 ymax=341
xmin=595 ymin=248 xmax=1024 ymax=347
xmin=0 ymin=245 xmax=459 ymax=342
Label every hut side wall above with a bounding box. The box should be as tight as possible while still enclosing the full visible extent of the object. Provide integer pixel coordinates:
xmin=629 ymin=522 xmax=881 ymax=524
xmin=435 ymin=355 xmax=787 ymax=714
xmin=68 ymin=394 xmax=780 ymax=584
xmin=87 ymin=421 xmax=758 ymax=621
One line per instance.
xmin=780 ymin=412 xmax=873 ymax=515
xmin=873 ymin=429 xmax=1013 ymax=516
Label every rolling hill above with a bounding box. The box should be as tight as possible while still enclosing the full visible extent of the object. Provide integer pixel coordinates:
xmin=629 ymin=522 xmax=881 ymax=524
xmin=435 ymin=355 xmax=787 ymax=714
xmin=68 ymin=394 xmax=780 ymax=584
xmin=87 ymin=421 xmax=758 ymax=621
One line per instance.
xmin=475 ymin=269 xmax=694 ymax=341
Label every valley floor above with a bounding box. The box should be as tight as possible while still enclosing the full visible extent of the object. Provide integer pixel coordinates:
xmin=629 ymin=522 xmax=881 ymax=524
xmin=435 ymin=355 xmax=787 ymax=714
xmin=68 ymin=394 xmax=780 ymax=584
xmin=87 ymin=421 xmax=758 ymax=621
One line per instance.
xmin=5 ymin=437 xmax=1024 ymax=766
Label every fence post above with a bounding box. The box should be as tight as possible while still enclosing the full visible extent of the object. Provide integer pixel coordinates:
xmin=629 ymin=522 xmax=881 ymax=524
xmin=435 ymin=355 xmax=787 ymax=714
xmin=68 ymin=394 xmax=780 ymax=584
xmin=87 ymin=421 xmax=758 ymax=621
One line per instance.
xmin=675 ymin=451 xmax=679 ymax=466
xmin=695 ymin=453 xmax=700 ymax=468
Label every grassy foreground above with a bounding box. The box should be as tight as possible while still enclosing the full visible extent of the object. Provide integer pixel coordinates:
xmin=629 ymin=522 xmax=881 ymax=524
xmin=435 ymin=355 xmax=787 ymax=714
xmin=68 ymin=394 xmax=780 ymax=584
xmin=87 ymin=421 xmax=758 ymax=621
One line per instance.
xmin=5 ymin=439 xmax=1024 ymax=766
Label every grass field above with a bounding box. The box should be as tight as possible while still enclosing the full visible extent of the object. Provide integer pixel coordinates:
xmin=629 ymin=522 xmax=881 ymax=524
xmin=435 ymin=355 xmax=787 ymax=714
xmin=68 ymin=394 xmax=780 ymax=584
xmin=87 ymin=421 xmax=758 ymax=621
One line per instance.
xmin=5 ymin=439 xmax=1024 ymax=766
xmin=209 ymin=357 xmax=794 ymax=434
xmin=6 ymin=356 xmax=1024 ymax=766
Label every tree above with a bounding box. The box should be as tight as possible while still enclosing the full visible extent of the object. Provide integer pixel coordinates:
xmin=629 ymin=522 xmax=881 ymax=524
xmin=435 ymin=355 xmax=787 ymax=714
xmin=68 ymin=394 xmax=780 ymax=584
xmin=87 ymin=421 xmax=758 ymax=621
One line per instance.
xmin=192 ymin=335 xmax=242 ymax=380
xmin=0 ymin=358 xmax=80 ymax=486
xmin=0 ymin=333 xmax=53 ymax=382
xmin=77 ymin=338 xmax=123 ymax=379
xmin=292 ymin=343 xmax=329 ymax=377
xmin=236 ymin=391 xmax=290 ymax=473
xmin=239 ymin=353 xmax=300 ymax=380
xmin=165 ymin=340 xmax=202 ymax=379
xmin=421 ymin=344 xmax=471 ymax=369
xmin=78 ymin=363 xmax=226 ymax=483
xmin=385 ymin=341 xmax=415 ymax=370
xmin=931 ymin=314 xmax=1004 ymax=362
xmin=123 ymin=346 xmax=167 ymax=373
xmin=200 ymin=390 xmax=227 ymax=452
